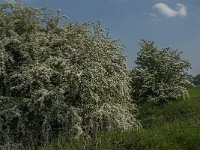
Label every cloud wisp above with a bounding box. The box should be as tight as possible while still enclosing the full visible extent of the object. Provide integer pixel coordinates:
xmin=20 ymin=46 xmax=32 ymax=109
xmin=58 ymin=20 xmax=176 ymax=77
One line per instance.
xmin=153 ymin=3 xmax=187 ymax=18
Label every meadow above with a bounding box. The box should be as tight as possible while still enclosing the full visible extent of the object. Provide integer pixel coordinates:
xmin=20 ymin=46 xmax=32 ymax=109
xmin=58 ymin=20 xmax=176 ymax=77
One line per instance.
xmin=39 ymin=86 xmax=200 ymax=150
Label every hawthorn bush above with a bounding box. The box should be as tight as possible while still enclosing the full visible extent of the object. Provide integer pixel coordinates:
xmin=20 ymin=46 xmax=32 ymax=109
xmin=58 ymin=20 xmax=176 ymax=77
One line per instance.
xmin=131 ymin=40 xmax=191 ymax=104
xmin=0 ymin=2 xmax=140 ymax=149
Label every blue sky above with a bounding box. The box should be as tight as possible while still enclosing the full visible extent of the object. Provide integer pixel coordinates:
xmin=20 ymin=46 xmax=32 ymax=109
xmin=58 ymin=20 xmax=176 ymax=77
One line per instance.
xmin=3 ymin=0 xmax=200 ymax=75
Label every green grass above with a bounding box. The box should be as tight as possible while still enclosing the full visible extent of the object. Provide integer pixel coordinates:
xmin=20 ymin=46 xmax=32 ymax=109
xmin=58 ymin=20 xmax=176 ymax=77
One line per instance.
xmin=39 ymin=87 xmax=200 ymax=150
xmin=188 ymin=86 xmax=200 ymax=99
xmin=138 ymin=87 xmax=200 ymax=129
xmin=98 ymin=122 xmax=200 ymax=150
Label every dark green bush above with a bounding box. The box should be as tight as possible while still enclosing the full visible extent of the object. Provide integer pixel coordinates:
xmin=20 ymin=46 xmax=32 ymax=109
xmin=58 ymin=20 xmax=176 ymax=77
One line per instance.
xmin=193 ymin=74 xmax=200 ymax=85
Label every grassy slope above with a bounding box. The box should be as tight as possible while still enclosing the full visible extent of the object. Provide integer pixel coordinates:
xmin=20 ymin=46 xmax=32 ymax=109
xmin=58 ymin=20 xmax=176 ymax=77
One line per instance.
xmin=39 ymin=87 xmax=200 ymax=150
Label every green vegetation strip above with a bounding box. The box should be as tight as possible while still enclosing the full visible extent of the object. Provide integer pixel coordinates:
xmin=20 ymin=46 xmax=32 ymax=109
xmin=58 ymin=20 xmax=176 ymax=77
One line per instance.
xmin=40 ymin=87 xmax=200 ymax=150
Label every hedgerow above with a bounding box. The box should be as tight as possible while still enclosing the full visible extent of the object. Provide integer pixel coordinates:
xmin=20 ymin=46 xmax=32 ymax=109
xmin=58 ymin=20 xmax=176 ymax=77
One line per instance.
xmin=0 ymin=2 xmax=140 ymax=149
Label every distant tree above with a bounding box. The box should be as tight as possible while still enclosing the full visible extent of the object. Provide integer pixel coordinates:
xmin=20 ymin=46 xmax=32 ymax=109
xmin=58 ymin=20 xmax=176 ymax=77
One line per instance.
xmin=193 ymin=74 xmax=200 ymax=85
xmin=0 ymin=2 xmax=140 ymax=149
xmin=131 ymin=40 xmax=191 ymax=105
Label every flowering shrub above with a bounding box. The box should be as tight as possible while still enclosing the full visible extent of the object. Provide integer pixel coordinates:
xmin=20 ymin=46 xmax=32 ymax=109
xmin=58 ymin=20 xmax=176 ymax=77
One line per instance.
xmin=131 ymin=40 xmax=191 ymax=104
xmin=0 ymin=2 xmax=140 ymax=149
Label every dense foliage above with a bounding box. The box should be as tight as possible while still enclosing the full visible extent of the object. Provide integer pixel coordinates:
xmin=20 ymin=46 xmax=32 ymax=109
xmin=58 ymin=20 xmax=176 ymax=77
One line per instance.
xmin=0 ymin=2 xmax=139 ymax=149
xmin=131 ymin=40 xmax=191 ymax=104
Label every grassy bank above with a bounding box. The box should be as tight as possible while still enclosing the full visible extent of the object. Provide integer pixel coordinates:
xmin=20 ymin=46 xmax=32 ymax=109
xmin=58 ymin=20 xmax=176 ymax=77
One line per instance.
xmin=39 ymin=87 xmax=200 ymax=150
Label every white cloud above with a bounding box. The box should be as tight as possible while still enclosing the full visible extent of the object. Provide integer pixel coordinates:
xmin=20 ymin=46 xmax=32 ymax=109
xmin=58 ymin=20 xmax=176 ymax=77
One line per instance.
xmin=153 ymin=3 xmax=187 ymax=18
xmin=177 ymin=3 xmax=187 ymax=17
